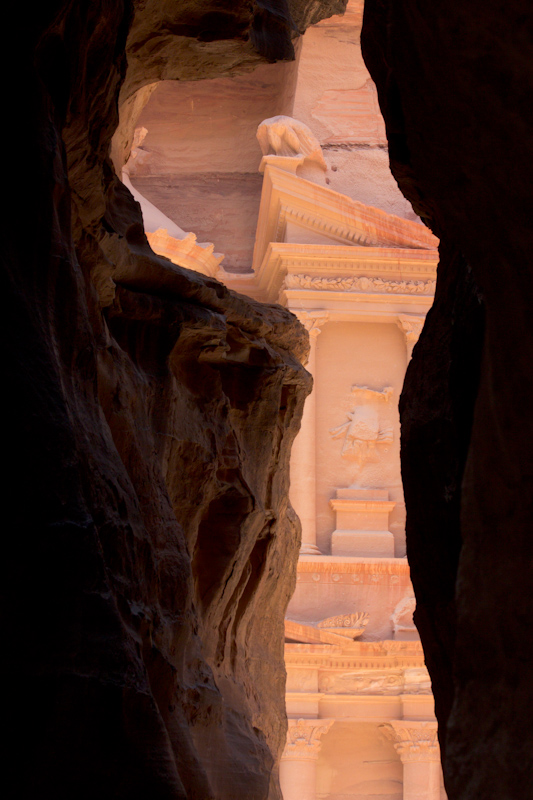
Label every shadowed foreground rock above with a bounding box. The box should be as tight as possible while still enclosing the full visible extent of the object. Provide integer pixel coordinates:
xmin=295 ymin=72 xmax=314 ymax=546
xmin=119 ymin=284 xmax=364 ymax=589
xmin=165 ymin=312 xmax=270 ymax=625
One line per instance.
xmin=1 ymin=1 xmax=350 ymax=797
xmin=362 ymin=2 xmax=533 ymax=798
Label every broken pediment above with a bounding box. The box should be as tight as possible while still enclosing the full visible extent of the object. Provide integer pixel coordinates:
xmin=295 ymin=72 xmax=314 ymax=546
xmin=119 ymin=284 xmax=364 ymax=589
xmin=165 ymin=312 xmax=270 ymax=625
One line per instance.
xmin=286 ymin=612 xmax=369 ymax=644
xmin=316 ymin=611 xmax=370 ymax=637
xmin=252 ymin=164 xmax=438 ymax=274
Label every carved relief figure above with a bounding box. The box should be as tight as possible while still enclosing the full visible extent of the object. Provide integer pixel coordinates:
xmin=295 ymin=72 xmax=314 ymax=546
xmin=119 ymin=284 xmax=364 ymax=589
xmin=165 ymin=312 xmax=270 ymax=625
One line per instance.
xmin=330 ymin=385 xmax=394 ymax=468
xmin=257 ymin=115 xmax=327 ymax=171
xmin=391 ymin=596 xmax=417 ymax=639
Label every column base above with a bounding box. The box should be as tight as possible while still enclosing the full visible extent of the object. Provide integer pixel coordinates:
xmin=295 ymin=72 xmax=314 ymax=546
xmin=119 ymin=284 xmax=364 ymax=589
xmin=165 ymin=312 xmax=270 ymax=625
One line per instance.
xmin=300 ymin=543 xmax=322 ymax=555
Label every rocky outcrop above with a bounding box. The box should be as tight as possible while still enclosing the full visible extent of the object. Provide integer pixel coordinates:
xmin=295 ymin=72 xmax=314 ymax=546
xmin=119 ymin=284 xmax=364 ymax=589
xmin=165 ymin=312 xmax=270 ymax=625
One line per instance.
xmin=2 ymin=1 xmax=351 ymax=797
xmin=362 ymin=2 xmax=533 ymax=798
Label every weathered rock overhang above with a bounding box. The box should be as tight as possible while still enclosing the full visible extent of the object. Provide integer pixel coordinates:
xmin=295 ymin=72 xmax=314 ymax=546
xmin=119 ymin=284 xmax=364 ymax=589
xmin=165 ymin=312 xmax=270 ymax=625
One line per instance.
xmin=2 ymin=2 xmax=350 ymax=798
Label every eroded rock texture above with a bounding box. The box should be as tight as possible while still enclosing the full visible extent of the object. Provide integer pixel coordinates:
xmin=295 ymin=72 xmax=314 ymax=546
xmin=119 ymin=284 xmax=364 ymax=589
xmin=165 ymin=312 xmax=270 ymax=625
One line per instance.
xmin=2 ymin=1 xmax=346 ymax=797
xmin=362 ymin=2 xmax=533 ymax=798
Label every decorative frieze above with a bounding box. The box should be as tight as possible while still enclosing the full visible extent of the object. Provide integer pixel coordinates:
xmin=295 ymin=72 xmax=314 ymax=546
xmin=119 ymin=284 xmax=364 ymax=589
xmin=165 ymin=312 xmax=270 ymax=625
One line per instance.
xmin=284 ymin=273 xmax=437 ymax=295
xmin=296 ymin=557 xmax=411 ymax=587
xmin=318 ymin=666 xmax=432 ymax=696
xmin=283 ymin=718 xmax=334 ymax=760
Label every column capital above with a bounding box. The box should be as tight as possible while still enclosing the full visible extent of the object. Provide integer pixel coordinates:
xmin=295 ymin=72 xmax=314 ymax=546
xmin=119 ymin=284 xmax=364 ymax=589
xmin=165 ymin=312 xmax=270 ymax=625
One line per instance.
xmin=282 ymin=718 xmax=334 ymax=761
xmin=292 ymin=310 xmax=329 ymax=338
xmin=396 ymin=314 xmax=425 ymax=357
xmin=381 ymin=720 xmax=440 ymax=763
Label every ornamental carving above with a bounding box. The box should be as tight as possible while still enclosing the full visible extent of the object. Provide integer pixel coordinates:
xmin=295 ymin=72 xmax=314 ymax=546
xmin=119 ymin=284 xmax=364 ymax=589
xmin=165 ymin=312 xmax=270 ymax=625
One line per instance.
xmin=319 ymin=666 xmax=431 ymax=696
xmin=396 ymin=314 xmax=425 ymax=359
xmin=380 ymin=722 xmax=439 ymax=763
xmin=283 ymin=273 xmax=436 ymax=295
xmin=293 ymin=310 xmax=329 ymax=338
xmin=320 ymin=671 xmax=403 ymax=695
xmin=317 ymin=612 xmax=369 ymax=638
xmin=283 ymin=718 xmax=334 ymax=760
xmin=396 ymin=314 xmax=425 ymax=343
xmin=330 ymin=385 xmax=393 ymax=468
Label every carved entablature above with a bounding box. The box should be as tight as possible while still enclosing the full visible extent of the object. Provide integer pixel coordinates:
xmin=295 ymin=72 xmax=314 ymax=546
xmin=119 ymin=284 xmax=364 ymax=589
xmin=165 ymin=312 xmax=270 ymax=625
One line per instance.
xmin=283 ymin=718 xmax=334 ymax=760
xmin=318 ymin=666 xmax=431 ymax=696
xmin=381 ymin=721 xmax=440 ymax=763
xmin=330 ymin=385 xmax=393 ymax=468
xmin=284 ymin=274 xmax=436 ymax=295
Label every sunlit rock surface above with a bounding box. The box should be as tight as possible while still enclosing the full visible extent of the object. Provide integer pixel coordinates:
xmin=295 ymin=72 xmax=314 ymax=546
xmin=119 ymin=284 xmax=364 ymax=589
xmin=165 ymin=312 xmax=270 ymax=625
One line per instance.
xmin=362 ymin=2 xmax=533 ymax=798
xmin=1 ymin=1 xmax=355 ymax=797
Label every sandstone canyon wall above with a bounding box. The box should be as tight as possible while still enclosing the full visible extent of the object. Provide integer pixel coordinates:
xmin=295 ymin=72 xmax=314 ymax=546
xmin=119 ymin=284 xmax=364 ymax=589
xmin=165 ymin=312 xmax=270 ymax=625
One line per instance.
xmin=2 ymin=2 xmax=347 ymax=798
xmin=362 ymin=3 xmax=533 ymax=799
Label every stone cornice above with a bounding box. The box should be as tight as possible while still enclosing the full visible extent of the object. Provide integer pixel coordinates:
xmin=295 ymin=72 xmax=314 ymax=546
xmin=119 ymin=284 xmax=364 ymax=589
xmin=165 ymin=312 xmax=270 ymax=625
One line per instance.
xmin=218 ymin=247 xmax=437 ymax=311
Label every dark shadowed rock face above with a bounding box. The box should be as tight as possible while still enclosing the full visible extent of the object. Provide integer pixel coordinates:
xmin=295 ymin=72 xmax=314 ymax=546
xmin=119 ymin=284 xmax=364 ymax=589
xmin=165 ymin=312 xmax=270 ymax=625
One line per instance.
xmin=2 ymin=1 xmax=348 ymax=797
xmin=362 ymin=2 xmax=533 ymax=798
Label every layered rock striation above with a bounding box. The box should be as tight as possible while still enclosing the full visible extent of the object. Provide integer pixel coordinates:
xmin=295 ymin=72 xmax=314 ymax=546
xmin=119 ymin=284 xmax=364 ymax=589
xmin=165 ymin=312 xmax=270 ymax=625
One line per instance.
xmin=362 ymin=2 xmax=533 ymax=798
xmin=2 ymin=1 xmax=348 ymax=797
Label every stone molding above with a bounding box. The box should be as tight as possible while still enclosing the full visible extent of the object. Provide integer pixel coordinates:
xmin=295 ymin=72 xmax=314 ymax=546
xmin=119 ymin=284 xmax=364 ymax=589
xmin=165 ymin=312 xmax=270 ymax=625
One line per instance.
xmin=285 ymin=274 xmax=436 ymax=295
xmin=267 ymin=243 xmax=439 ymax=274
xmin=218 ymin=244 xmax=437 ymax=305
xmin=282 ymin=718 xmax=334 ymax=760
xmin=297 ymin=557 xmax=410 ymax=572
xmin=381 ymin=721 xmax=440 ymax=763
xmin=296 ymin=557 xmax=411 ymax=584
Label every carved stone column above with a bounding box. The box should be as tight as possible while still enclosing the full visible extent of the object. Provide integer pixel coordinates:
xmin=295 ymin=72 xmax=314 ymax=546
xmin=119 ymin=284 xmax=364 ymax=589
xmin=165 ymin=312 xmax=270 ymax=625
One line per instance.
xmin=396 ymin=314 xmax=425 ymax=360
xmin=289 ymin=311 xmax=328 ymax=555
xmin=280 ymin=718 xmax=334 ymax=800
xmin=382 ymin=721 xmax=441 ymax=800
